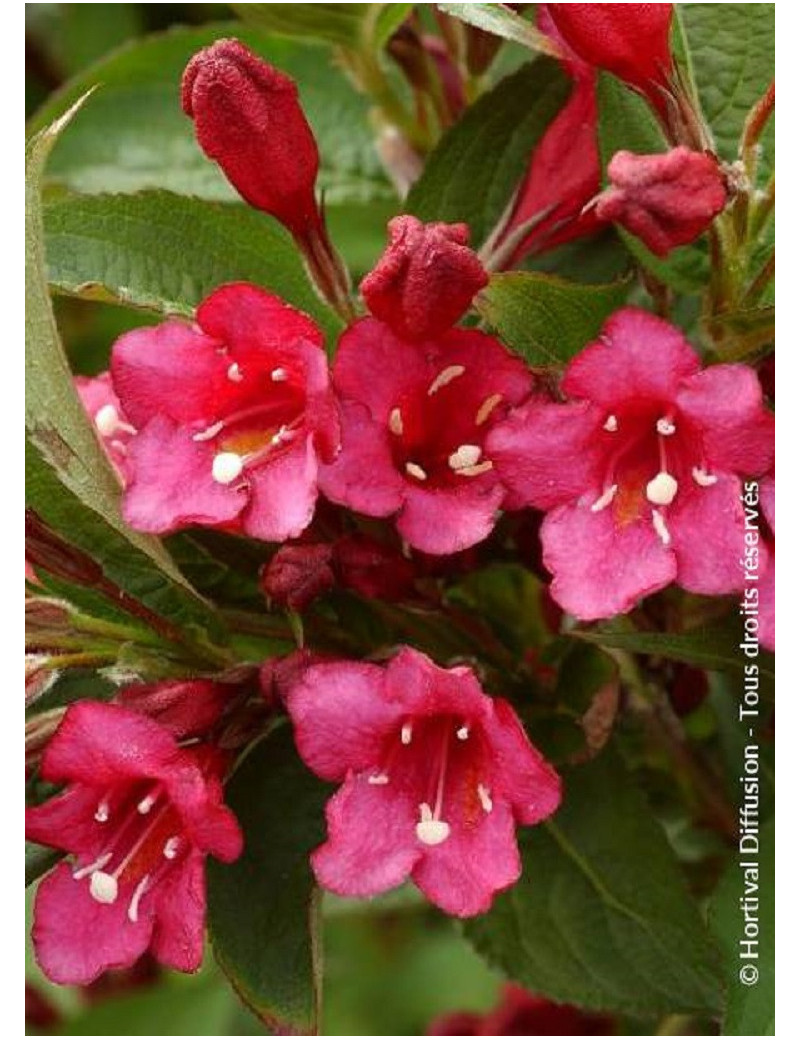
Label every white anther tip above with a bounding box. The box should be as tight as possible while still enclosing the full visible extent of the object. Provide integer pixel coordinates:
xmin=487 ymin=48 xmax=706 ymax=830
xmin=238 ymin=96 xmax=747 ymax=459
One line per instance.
xmin=401 ymin=723 xmax=413 ymax=745
xmin=456 ymin=725 xmax=469 ymax=741
xmin=227 ymin=362 xmax=243 ymax=382
xmin=656 ymin=417 xmax=676 ymax=436
xmin=271 ymin=367 xmax=288 ymax=382
xmin=448 ymin=444 xmax=482 ymax=471
xmin=416 ymin=819 xmax=451 ymax=846
xmin=645 ymin=471 xmax=678 ymax=506
xmin=603 ymin=414 xmax=618 ymax=432
xmin=95 ymin=404 xmax=120 ymax=438
xmin=89 ymin=871 xmax=119 ymax=905
xmin=212 ymin=452 xmax=244 ymax=485
xmin=405 ymin=462 xmax=427 ymax=481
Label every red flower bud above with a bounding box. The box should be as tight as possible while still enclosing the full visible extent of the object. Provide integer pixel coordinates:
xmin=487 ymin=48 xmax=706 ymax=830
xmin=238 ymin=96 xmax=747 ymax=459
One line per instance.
xmin=182 ymin=38 xmax=321 ymax=237
xmin=595 ymin=147 xmax=728 ymax=256
xmin=332 ymin=534 xmax=417 ymax=601
xmin=116 ymin=679 xmax=237 ymax=740
xmin=360 ymin=215 xmax=488 ymax=340
xmin=544 ymin=3 xmax=673 ymax=95
xmin=261 ymin=543 xmax=335 ymax=612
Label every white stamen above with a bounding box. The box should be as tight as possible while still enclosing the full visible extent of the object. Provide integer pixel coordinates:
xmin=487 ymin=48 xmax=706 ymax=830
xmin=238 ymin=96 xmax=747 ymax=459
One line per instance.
xmin=163 ymin=836 xmax=180 ymax=860
xmin=212 ymin=452 xmax=244 ymax=484
xmin=227 ymin=362 xmax=243 ymax=382
xmin=367 ymin=773 xmax=390 ymax=785
xmin=476 ymin=394 xmax=503 ymax=426
xmin=389 ymin=408 xmax=404 ymax=436
xmin=692 ymin=466 xmax=718 ymax=487
xmin=477 ymin=784 xmax=493 ymax=813
xmin=271 ymin=367 xmax=288 ymax=382
xmin=405 ymin=462 xmax=427 ymax=481
xmin=73 ymin=852 xmax=113 ymax=880
xmin=457 ymin=461 xmax=494 ymax=477
xmin=415 ymin=803 xmax=450 ymax=845
xmin=448 ymin=444 xmax=482 ymax=471
xmin=401 ymin=722 xmax=413 ymax=745
xmin=646 ymin=471 xmax=678 ymax=506
xmin=95 ymin=404 xmax=121 ymax=438
xmin=89 ymin=870 xmax=119 ymax=905
xmin=110 ymin=439 xmax=128 ymax=456
xmin=192 ymin=420 xmax=224 ymax=442
xmin=456 ymin=725 xmax=469 ymax=741
xmin=603 ymin=414 xmax=618 ymax=432
xmin=428 ymin=365 xmax=465 ymax=395
xmin=652 ymin=509 xmax=671 ymax=546
xmin=590 ymin=483 xmax=618 ymax=513
xmin=94 ymin=800 xmax=110 ymax=823
xmin=127 ymin=874 xmax=149 ymax=923
xmin=656 ymin=417 xmax=676 ymax=436
xmin=137 ymin=794 xmax=156 ymax=815
xmin=271 ymin=424 xmax=291 ymax=447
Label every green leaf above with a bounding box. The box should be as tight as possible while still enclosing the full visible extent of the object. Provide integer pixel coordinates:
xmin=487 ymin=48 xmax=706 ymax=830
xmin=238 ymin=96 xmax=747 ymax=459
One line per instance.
xmin=407 ymin=58 xmax=570 ymax=245
xmin=595 ymin=72 xmax=710 ymax=294
xmin=44 ymin=189 xmax=340 ymax=337
xmin=476 ymin=271 xmax=631 ymax=367
xmin=28 ymin=25 xmax=392 ymax=207
xmin=234 ymin=3 xmax=413 ymax=51
xmin=709 ymin=818 xmax=774 ymax=1034
xmin=436 ymin=4 xmax=561 ymax=57
xmin=26 ymin=842 xmax=62 ymax=888
xmin=465 ymin=750 xmax=724 ymax=1017
xmin=574 ymin=619 xmax=775 ymax=683
xmin=679 ymin=4 xmax=774 ymax=170
xmin=207 ymin=726 xmax=331 ymax=1033
xmin=26 ymin=104 xmax=224 ymax=648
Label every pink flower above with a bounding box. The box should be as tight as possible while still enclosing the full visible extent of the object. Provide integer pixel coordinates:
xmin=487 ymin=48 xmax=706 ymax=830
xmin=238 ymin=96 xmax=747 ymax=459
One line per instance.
xmin=488 ymin=308 xmax=775 ymax=620
xmin=111 ymin=283 xmax=339 ymax=542
xmin=319 ymin=318 xmax=534 ymax=554
xmin=595 ymin=148 xmax=729 ymax=256
xmin=360 ymin=216 xmax=488 ymax=341
xmin=26 ymin=702 xmax=242 ymax=985
xmin=287 ymin=647 xmax=561 ymax=917
xmin=75 ymin=373 xmax=136 ymax=482
xmin=758 ymin=474 xmax=775 ymax=651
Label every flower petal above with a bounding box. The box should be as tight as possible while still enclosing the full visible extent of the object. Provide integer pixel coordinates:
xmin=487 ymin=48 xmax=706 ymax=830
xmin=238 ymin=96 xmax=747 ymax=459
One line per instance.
xmin=151 ymin=849 xmax=207 ymax=973
xmin=241 ymin=435 xmax=318 ymax=542
xmin=319 ymin=402 xmax=405 ymax=517
xmin=197 ymin=282 xmax=323 ymax=356
xmin=332 ymin=318 xmax=431 ymax=418
xmin=26 ymin=786 xmax=109 ymax=857
xmin=669 ymin=473 xmax=745 ymax=595
xmin=384 ymin=647 xmax=491 ymax=721
xmin=485 ymin=699 xmax=562 ymax=825
xmin=397 ymin=481 xmax=504 ymax=555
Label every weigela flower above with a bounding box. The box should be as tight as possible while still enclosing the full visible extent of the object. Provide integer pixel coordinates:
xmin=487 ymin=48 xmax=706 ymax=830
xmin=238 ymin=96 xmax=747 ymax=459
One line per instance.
xmin=25 ymin=702 xmax=242 ymax=985
xmin=182 ymin=39 xmax=321 ymax=238
xmin=596 ymin=148 xmax=729 ymax=256
xmin=488 ymin=308 xmax=775 ymax=620
xmin=360 ymin=216 xmax=488 ymax=340
xmin=544 ymin=3 xmax=674 ymax=98
xmin=319 ymin=318 xmax=533 ymax=555
xmin=111 ymin=283 xmax=339 ymax=542
xmin=287 ymin=647 xmax=561 ymax=917
xmin=758 ymin=474 xmax=775 ymax=651
xmin=428 ymin=983 xmax=614 ymax=1035
xmin=75 ymin=373 xmax=135 ymax=482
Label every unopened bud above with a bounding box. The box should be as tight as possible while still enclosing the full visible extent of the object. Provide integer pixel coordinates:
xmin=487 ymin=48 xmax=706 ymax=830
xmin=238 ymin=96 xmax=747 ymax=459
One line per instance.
xmin=261 ymin=544 xmax=335 ymax=612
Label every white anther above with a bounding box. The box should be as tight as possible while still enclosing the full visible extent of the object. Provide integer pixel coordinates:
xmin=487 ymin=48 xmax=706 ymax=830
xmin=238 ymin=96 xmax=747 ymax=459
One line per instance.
xmin=415 ymin=803 xmax=450 ymax=845
xmin=389 ymin=408 xmax=404 ymax=436
xmin=94 ymin=800 xmax=110 ymax=823
xmin=95 ymin=404 xmax=121 ymax=438
xmin=227 ymin=362 xmax=243 ymax=382
xmin=401 ymin=722 xmax=413 ymax=745
xmin=192 ymin=420 xmax=224 ymax=442
xmin=590 ymin=484 xmax=618 ymax=513
xmin=448 ymin=444 xmax=482 ymax=471
xmin=405 ymin=462 xmax=427 ymax=481
xmin=692 ymin=466 xmax=718 ymax=487
xmin=137 ymin=794 xmax=156 ymax=815
xmin=476 ymin=394 xmax=503 ymax=426
xmin=645 ymin=471 xmax=678 ymax=506
xmin=652 ymin=510 xmax=671 ymax=547
xmin=127 ymin=875 xmax=149 ymax=923
xmin=428 ymin=365 xmax=465 ymax=395
xmin=89 ymin=870 xmax=119 ymax=905
xmin=603 ymin=414 xmax=618 ymax=432
xmin=367 ymin=773 xmax=390 ymax=785
xmin=163 ymin=836 xmax=180 ymax=860
xmin=212 ymin=452 xmax=244 ymax=484
xmin=656 ymin=417 xmax=676 ymax=436
xmin=477 ymin=784 xmax=493 ymax=813
xmin=456 ymin=725 xmax=469 ymax=741
xmin=271 ymin=367 xmax=288 ymax=382
xmin=73 ymin=852 xmax=113 ymax=880
xmin=458 ymin=461 xmax=494 ymax=477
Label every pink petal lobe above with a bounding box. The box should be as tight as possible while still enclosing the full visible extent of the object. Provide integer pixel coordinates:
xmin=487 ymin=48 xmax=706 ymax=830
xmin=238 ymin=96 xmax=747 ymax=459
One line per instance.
xmin=385 ymin=646 xmax=491 ymax=721
xmin=669 ymin=474 xmax=745 ymax=595
xmin=332 ymin=318 xmax=431 ymax=418
xmin=151 ymin=849 xmax=207 ymax=973
xmin=397 ymin=481 xmax=505 ymax=555
xmin=241 ymin=435 xmax=318 ymax=542
xmin=485 ymin=699 xmax=562 ymax=825
xmin=26 ymin=786 xmax=107 ymax=857
xmin=196 ymin=282 xmax=323 ymax=355
xmin=319 ymin=402 xmax=405 ymax=517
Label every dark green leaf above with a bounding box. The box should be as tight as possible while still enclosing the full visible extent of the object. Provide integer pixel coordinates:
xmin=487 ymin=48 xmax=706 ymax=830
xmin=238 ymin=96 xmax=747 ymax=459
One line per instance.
xmin=44 ymin=190 xmax=340 ymax=337
xmin=407 ymin=58 xmax=570 ymax=245
xmin=436 ymin=4 xmax=560 ymax=56
xmin=26 ymin=842 xmax=61 ymax=888
xmin=231 ymin=4 xmax=409 ymax=50
xmin=709 ymin=818 xmax=774 ymax=1034
xmin=207 ymin=726 xmax=331 ymax=1033
xmin=465 ymin=750 xmax=724 ymax=1016
xmin=476 ymin=271 xmax=631 ymax=366
xmin=28 ymin=25 xmax=392 ymax=207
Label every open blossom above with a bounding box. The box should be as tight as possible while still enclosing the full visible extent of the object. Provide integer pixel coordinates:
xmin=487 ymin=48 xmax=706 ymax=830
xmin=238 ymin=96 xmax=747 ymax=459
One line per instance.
xmin=360 ymin=216 xmax=488 ymax=340
xmin=596 ymin=148 xmax=729 ymax=256
xmin=428 ymin=984 xmax=614 ymax=1035
xmin=287 ymin=647 xmax=561 ymax=917
xmin=111 ymin=283 xmax=339 ymax=542
xmin=26 ymin=702 xmax=242 ymax=985
xmin=320 ymin=318 xmax=533 ymax=555
xmin=488 ymin=308 xmax=775 ymax=620
xmin=75 ymin=373 xmax=135 ymax=482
